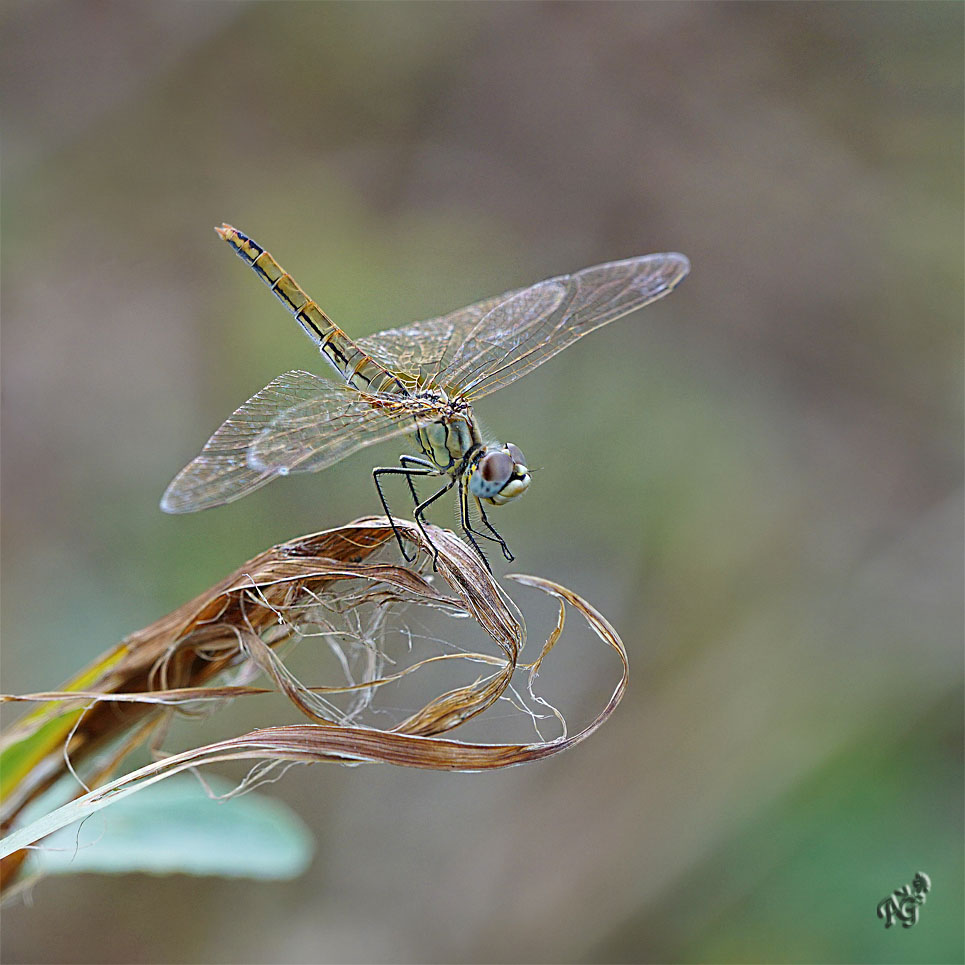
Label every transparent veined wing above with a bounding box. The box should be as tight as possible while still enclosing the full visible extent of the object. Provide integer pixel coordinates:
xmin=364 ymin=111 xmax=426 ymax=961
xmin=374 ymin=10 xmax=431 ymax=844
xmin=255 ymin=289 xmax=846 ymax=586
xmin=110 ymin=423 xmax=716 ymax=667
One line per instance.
xmin=247 ymin=381 xmax=441 ymax=474
xmin=160 ymin=370 xmax=438 ymax=513
xmin=358 ymin=253 xmax=689 ymax=399
xmin=435 ymin=253 xmax=690 ymax=400
xmin=355 ymin=286 xmax=524 ymax=384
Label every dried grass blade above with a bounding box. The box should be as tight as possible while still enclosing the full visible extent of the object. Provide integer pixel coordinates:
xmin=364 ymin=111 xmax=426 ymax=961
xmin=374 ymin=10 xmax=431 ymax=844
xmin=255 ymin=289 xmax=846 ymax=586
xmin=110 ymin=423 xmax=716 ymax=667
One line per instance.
xmin=1 ymin=520 xmax=629 ymax=876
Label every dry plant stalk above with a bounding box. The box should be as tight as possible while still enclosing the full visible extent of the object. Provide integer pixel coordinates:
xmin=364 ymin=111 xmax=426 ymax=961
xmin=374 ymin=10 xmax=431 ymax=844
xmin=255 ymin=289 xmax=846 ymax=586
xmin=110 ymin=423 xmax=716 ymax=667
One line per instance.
xmin=0 ymin=517 xmax=627 ymax=892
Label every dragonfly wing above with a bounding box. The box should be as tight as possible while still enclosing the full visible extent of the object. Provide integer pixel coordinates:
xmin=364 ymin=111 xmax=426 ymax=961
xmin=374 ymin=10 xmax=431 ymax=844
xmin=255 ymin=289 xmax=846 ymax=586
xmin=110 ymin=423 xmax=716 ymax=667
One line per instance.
xmin=354 ymin=287 xmax=525 ymax=382
xmin=160 ymin=370 xmax=425 ymax=513
xmin=247 ymin=384 xmax=437 ymax=475
xmin=435 ymin=253 xmax=690 ymax=400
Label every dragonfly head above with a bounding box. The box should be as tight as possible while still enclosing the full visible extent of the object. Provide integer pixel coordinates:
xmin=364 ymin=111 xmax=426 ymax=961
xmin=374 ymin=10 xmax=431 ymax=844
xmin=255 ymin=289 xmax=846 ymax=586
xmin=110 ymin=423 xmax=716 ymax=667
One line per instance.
xmin=469 ymin=443 xmax=531 ymax=506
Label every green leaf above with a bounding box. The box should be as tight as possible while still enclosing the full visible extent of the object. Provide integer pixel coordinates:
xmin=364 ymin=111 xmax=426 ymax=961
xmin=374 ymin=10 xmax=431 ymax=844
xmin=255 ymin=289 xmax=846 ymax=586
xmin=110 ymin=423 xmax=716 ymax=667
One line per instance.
xmin=1 ymin=645 xmax=129 ymax=803
xmin=23 ymin=775 xmax=313 ymax=880
xmin=0 ymin=709 xmax=85 ymax=801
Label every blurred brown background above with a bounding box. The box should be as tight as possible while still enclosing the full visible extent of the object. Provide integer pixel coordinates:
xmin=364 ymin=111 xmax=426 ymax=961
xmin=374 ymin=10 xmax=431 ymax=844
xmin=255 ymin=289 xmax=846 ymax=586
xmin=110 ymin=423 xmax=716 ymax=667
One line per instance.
xmin=2 ymin=2 xmax=962 ymax=963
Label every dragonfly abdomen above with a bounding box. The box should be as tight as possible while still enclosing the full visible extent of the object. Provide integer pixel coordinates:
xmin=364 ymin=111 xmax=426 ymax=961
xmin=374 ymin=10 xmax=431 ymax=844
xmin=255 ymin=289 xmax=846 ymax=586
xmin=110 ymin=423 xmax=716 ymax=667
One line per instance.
xmin=216 ymin=224 xmax=405 ymax=395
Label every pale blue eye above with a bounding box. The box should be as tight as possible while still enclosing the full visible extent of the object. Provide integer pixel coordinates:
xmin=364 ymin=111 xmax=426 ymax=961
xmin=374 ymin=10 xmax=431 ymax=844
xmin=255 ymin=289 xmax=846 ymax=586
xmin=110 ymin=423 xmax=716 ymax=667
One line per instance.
xmin=470 ymin=450 xmax=514 ymax=498
xmin=481 ymin=451 xmax=513 ymax=485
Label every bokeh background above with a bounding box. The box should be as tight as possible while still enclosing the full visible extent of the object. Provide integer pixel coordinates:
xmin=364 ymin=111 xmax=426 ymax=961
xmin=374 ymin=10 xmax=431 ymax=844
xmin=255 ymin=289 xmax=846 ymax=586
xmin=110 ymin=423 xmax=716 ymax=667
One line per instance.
xmin=2 ymin=3 xmax=962 ymax=963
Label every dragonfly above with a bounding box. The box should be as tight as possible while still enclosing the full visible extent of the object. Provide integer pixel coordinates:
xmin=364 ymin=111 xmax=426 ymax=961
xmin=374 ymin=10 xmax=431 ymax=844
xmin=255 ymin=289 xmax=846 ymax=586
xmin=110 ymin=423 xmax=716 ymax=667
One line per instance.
xmin=161 ymin=225 xmax=690 ymax=569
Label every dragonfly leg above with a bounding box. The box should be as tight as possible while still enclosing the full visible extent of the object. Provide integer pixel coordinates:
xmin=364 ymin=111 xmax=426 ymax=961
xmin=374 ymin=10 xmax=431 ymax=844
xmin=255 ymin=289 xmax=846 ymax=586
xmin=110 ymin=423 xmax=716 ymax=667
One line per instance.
xmin=398 ymin=454 xmax=436 ymax=505
xmin=457 ymin=479 xmax=511 ymax=573
xmin=372 ymin=463 xmax=441 ymax=563
xmin=475 ymin=497 xmax=515 ymax=561
xmin=411 ymin=476 xmax=457 ymax=570
xmin=456 ymin=481 xmax=491 ymax=573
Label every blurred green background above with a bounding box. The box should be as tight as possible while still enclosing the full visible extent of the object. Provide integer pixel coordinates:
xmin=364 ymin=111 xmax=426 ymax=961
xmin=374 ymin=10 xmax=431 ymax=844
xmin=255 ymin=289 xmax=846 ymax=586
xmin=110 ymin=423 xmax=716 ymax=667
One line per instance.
xmin=2 ymin=2 xmax=962 ymax=963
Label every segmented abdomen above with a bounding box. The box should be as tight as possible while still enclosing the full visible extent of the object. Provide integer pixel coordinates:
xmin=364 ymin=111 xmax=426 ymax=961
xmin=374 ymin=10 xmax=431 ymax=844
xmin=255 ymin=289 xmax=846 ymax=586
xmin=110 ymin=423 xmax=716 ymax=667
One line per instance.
xmin=216 ymin=224 xmax=406 ymax=395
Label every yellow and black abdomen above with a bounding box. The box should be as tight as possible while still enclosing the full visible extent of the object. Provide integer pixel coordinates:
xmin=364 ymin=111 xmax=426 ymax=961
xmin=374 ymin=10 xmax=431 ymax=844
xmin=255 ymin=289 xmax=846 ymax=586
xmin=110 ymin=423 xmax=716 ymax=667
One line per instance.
xmin=216 ymin=224 xmax=405 ymax=396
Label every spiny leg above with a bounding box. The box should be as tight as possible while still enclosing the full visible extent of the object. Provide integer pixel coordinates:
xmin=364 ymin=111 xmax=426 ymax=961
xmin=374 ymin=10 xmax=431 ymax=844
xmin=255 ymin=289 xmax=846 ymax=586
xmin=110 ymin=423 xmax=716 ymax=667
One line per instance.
xmin=461 ymin=494 xmax=508 ymax=549
xmin=448 ymin=476 xmax=508 ymax=554
xmin=457 ymin=481 xmax=491 ymax=572
xmin=399 ymin=454 xmax=435 ymax=505
xmin=398 ymin=455 xmax=448 ymax=560
xmin=457 ymin=479 xmax=499 ymax=573
xmin=412 ymin=476 xmax=458 ymax=569
xmin=372 ymin=463 xmax=441 ymax=563
xmin=476 ymin=497 xmax=514 ymax=561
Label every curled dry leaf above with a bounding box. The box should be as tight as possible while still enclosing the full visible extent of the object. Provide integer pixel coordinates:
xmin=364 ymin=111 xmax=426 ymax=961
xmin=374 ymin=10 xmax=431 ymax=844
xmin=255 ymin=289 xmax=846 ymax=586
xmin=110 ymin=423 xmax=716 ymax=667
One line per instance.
xmin=0 ymin=518 xmax=627 ymax=883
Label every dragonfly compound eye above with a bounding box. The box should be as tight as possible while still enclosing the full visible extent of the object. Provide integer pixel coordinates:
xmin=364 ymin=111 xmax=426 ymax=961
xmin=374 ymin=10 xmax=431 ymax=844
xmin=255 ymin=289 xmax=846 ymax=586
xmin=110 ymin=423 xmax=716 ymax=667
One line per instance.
xmin=469 ymin=448 xmax=532 ymax=504
xmin=505 ymin=443 xmax=526 ymax=467
xmin=470 ymin=450 xmax=514 ymax=500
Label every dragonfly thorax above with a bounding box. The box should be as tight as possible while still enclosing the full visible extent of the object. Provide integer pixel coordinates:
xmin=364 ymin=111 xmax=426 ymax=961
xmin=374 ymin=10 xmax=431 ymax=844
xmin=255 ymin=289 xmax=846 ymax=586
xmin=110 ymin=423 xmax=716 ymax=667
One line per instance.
xmin=468 ymin=443 xmax=531 ymax=506
xmin=415 ymin=398 xmax=480 ymax=472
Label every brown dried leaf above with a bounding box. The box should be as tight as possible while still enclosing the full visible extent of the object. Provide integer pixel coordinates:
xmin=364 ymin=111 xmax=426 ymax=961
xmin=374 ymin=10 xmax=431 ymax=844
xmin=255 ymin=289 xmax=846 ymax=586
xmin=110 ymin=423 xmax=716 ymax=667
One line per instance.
xmin=1 ymin=518 xmax=628 ymax=877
